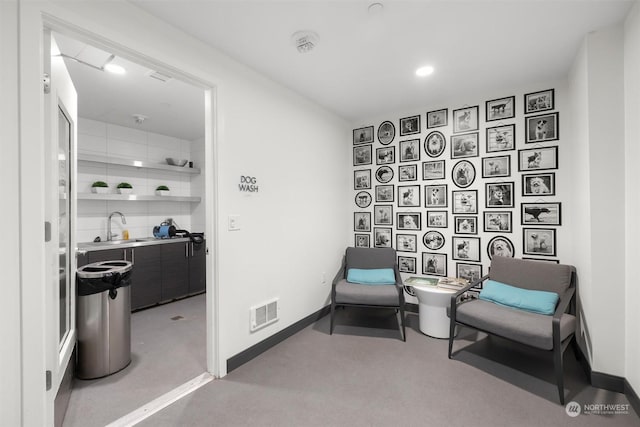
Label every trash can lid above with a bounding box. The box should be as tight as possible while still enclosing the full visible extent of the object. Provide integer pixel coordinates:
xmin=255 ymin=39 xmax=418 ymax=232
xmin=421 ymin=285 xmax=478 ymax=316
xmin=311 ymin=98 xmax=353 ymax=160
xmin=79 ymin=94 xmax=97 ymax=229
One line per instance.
xmin=77 ymin=260 xmax=133 ymax=278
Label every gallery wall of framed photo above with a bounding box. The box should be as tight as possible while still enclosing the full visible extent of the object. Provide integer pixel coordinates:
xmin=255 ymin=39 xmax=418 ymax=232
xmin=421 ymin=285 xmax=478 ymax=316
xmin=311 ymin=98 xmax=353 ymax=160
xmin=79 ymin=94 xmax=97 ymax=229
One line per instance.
xmin=352 ymin=87 xmax=566 ymax=293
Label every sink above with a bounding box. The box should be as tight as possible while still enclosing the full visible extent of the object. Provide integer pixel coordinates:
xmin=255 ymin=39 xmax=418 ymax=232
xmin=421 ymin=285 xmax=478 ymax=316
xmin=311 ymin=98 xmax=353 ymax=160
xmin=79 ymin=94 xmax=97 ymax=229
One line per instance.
xmin=80 ymin=237 xmax=157 ymax=247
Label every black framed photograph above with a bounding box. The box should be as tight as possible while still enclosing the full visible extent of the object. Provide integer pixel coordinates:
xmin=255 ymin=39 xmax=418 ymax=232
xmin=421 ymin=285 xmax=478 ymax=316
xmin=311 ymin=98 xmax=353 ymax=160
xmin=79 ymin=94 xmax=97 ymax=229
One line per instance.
xmin=523 ymin=228 xmax=556 ymax=257
xmin=427 ymin=108 xmax=448 ymax=128
xmin=375 ymin=166 xmax=394 ymax=183
xmin=427 ymin=211 xmax=448 ymax=228
xmin=423 ymin=230 xmax=445 ymax=251
xmin=398 ymin=164 xmax=418 ymax=182
xmin=354 ymin=191 xmax=372 ymax=208
xmin=525 ymin=112 xmax=559 ymax=143
xmin=522 ymin=173 xmax=555 ymax=196
xmin=374 ymin=227 xmax=392 ymax=248
xmin=523 ymin=257 xmax=560 ymax=264
xmin=482 ymin=155 xmax=511 ymax=178
xmin=374 ymin=204 xmax=393 ymax=225
xmin=354 ymin=212 xmax=371 ymax=232
xmin=521 ymin=202 xmax=561 ymax=225
xmin=518 ymin=146 xmax=558 ymax=171
xmin=398 ymin=185 xmax=421 ymax=207
xmin=486 ymin=182 xmax=514 ymax=208
xmin=487 ymin=236 xmax=515 ymax=259
xmin=486 ymin=96 xmax=515 ymax=121
xmin=452 ymin=190 xmax=478 ymax=214
xmin=453 ymin=105 xmax=479 ymax=133
xmin=451 ymin=133 xmax=479 ymax=159
xmin=399 ymin=139 xmax=420 ymax=162
xmin=354 ymin=169 xmax=371 ymax=190
xmin=423 ymin=160 xmax=445 ymax=180
xmin=451 ymin=160 xmax=476 ymax=188
xmin=376 ymin=146 xmax=395 ymax=165
xmin=423 ymin=252 xmax=447 ymax=277
xmin=400 ymin=115 xmax=421 ymax=136
xmin=397 ymin=212 xmax=421 ymax=230
xmin=377 ymin=121 xmax=395 ymax=145
xmin=452 ymin=236 xmax=481 ymax=262
xmin=353 ymin=145 xmax=372 ymax=166
xmin=484 ymin=211 xmax=513 ymax=233
xmin=524 ymin=89 xmax=555 ymax=114
xmin=375 ymin=184 xmax=394 ymax=202
xmin=454 ymin=216 xmax=477 ymax=235
xmin=424 ymin=131 xmax=446 ymax=158
xmin=353 ymin=126 xmax=374 ymax=145
xmin=355 ymin=234 xmax=370 ymax=248
xmin=398 ymin=256 xmax=417 ymax=274
xmin=397 ymin=233 xmax=417 ymax=253
xmin=457 ymin=263 xmax=483 ymax=284
xmin=486 ymin=124 xmax=515 ymax=153
xmin=425 ymin=184 xmax=447 ymax=208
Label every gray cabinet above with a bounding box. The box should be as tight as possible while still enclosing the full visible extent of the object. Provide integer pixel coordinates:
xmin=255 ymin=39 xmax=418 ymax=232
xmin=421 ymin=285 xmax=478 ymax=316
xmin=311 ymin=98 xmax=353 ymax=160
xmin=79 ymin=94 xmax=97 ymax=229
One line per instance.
xmin=77 ymin=239 xmax=205 ymax=311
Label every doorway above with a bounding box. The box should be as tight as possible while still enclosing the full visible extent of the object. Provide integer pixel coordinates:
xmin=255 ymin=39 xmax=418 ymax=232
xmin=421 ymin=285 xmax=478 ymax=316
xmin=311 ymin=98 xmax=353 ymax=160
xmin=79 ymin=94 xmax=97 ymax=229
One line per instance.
xmin=45 ymin=24 xmax=218 ymax=426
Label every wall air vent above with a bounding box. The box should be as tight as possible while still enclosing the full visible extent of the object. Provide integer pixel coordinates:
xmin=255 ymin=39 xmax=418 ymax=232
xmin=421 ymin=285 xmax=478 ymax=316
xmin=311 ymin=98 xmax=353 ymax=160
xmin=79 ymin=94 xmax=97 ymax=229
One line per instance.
xmin=250 ymin=298 xmax=279 ymax=332
xmin=146 ymin=70 xmax=173 ymax=83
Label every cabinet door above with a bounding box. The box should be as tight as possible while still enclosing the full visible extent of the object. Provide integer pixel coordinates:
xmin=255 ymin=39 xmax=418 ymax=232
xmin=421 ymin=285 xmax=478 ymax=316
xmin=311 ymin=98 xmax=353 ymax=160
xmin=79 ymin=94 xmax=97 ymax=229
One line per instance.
xmin=87 ymin=248 xmax=127 ymax=264
xmin=189 ymin=240 xmax=206 ymax=294
xmin=161 ymin=242 xmax=190 ymax=302
xmin=129 ymin=245 xmax=162 ymax=310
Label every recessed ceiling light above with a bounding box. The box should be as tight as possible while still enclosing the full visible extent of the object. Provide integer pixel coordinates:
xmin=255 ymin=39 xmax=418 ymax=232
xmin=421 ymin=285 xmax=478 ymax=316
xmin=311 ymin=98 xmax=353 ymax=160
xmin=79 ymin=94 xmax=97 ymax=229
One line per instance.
xmin=416 ymin=65 xmax=435 ymax=77
xmin=104 ymin=63 xmax=126 ymax=75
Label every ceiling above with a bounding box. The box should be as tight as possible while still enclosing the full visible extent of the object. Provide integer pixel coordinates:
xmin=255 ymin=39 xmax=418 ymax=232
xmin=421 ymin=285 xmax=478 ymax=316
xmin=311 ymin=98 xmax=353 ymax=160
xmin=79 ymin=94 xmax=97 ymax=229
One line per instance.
xmin=56 ymin=1 xmax=634 ymax=140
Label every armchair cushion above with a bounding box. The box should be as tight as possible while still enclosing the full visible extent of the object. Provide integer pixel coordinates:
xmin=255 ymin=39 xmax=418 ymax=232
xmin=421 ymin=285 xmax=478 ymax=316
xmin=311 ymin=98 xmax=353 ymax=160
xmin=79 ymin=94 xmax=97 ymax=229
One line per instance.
xmin=334 ymin=279 xmax=400 ymax=306
xmin=454 ymin=299 xmax=576 ymax=350
xmin=479 ymin=279 xmax=559 ymax=315
xmin=347 ymin=268 xmax=396 ymax=285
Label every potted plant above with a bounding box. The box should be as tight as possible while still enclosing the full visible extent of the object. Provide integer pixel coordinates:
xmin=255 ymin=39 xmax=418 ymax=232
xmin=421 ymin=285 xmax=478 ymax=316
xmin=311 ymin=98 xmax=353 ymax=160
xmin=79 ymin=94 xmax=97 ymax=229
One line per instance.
xmin=91 ymin=181 xmax=109 ymax=194
xmin=156 ymin=185 xmax=170 ymax=196
xmin=117 ymin=182 xmax=133 ymax=194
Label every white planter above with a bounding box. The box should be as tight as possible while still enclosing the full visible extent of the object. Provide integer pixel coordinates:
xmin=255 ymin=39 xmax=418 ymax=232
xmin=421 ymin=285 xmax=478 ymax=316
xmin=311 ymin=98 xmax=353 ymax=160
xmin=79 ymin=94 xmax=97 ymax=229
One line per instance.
xmin=91 ymin=187 xmax=109 ymax=194
xmin=156 ymin=190 xmax=171 ymax=196
xmin=117 ymin=188 xmax=133 ymax=194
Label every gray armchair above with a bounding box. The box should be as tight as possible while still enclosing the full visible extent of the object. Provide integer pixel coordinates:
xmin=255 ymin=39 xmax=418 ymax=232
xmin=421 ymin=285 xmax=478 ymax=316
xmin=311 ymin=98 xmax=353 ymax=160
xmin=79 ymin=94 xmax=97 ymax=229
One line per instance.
xmin=448 ymin=256 xmax=576 ymax=404
xmin=330 ymin=247 xmax=406 ymax=341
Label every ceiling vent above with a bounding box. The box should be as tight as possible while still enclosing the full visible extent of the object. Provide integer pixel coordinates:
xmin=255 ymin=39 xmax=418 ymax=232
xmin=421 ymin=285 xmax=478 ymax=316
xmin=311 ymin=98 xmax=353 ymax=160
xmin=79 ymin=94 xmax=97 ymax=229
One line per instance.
xmin=146 ymin=70 xmax=173 ymax=83
xmin=291 ymin=31 xmax=319 ymax=53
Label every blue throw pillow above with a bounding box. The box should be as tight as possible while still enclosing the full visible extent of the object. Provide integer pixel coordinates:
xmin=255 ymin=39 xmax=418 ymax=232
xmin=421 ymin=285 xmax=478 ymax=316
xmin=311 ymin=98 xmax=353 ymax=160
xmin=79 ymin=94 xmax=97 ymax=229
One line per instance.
xmin=479 ymin=279 xmax=559 ymax=315
xmin=347 ymin=268 xmax=396 ymax=285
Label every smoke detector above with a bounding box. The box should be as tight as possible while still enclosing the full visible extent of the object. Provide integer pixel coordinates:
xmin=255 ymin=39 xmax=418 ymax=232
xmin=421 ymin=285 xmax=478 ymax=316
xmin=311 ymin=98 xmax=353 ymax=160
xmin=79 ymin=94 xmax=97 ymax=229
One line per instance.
xmin=133 ymin=114 xmax=148 ymax=124
xmin=291 ymin=31 xmax=319 ymax=53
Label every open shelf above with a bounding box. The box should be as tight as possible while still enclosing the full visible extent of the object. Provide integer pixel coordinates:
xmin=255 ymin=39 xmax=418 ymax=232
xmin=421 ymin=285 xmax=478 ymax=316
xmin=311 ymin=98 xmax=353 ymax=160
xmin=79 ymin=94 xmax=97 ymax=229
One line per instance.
xmin=77 ymin=152 xmax=201 ymax=175
xmin=78 ymin=193 xmax=201 ymax=203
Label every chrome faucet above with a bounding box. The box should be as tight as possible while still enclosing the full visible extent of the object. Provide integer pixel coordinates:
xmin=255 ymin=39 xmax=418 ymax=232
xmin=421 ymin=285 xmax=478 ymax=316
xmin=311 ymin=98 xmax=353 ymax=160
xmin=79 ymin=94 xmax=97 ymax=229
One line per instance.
xmin=107 ymin=211 xmax=127 ymax=241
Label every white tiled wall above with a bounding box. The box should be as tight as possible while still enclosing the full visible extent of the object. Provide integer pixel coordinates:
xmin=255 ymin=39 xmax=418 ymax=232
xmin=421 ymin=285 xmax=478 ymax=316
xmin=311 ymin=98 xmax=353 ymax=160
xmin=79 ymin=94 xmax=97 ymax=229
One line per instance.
xmin=76 ymin=118 xmax=202 ymax=242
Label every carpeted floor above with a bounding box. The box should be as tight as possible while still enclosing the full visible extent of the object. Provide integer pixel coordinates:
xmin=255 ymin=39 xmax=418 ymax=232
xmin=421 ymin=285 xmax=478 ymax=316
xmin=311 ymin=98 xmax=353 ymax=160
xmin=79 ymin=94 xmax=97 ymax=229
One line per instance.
xmin=137 ymin=307 xmax=638 ymax=427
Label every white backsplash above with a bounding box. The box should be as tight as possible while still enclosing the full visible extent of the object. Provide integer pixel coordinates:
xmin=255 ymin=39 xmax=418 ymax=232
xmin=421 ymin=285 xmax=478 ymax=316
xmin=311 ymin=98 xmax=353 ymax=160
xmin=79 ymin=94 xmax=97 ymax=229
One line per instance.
xmin=76 ymin=118 xmax=202 ymax=243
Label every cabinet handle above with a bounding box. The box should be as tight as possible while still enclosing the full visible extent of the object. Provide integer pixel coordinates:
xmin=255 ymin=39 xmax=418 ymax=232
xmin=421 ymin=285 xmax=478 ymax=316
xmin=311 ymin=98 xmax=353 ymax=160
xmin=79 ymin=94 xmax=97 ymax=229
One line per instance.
xmin=131 ymin=248 xmax=135 ymax=265
xmin=123 ymin=249 xmax=127 ymax=261
xmin=185 ymin=243 xmax=188 ymax=258
xmin=190 ymin=242 xmax=194 ymax=257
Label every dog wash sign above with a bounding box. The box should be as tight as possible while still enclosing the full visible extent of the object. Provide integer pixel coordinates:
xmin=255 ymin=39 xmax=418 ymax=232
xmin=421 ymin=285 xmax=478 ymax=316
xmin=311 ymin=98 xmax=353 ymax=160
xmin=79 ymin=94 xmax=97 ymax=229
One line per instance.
xmin=239 ymin=175 xmax=259 ymax=193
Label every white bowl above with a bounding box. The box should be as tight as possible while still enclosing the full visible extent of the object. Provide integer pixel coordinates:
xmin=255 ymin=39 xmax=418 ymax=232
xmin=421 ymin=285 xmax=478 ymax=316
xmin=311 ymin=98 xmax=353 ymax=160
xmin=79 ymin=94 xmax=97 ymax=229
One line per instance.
xmin=166 ymin=158 xmax=188 ymax=167
xmin=91 ymin=187 xmax=109 ymax=194
xmin=156 ymin=190 xmax=171 ymax=196
xmin=117 ymin=188 xmax=133 ymax=194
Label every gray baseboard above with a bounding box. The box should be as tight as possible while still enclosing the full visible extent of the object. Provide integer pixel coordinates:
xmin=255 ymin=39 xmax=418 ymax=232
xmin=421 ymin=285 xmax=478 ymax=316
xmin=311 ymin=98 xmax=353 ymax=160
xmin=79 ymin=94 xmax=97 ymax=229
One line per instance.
xmin=227 ymin=305 xmax=331 ymax=373
xmin=625 ymin=379 xmax=640 ymax=418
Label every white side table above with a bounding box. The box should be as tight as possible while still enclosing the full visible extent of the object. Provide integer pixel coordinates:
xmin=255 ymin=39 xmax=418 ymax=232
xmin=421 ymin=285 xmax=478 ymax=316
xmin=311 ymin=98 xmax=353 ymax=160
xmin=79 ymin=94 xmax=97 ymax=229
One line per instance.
xmin=411 ymin=283 xmax=458 ymax=339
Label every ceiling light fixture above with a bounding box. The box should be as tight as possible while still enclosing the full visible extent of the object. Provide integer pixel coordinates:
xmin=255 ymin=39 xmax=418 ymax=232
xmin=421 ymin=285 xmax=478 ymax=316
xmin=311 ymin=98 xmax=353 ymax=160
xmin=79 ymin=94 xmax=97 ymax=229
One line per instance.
xmin=291 ymin=31 xmax=319 ymax=53
xmin=416 ymin=65 xmax=435 ymax=77
xmin=56 ymin=52 xmax=126 ymax=75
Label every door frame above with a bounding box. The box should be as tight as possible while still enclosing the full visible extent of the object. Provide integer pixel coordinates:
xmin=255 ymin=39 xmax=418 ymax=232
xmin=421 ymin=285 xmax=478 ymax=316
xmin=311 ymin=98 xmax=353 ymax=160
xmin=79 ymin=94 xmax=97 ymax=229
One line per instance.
xmin=19 ymin=8 xmax=220 ymax=425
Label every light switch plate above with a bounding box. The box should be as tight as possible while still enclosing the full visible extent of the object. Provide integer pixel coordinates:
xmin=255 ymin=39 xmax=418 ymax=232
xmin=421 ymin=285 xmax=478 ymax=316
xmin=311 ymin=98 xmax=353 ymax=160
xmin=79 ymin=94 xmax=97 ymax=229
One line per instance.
xmin=228 ymin=215 xmax=241 ymax=231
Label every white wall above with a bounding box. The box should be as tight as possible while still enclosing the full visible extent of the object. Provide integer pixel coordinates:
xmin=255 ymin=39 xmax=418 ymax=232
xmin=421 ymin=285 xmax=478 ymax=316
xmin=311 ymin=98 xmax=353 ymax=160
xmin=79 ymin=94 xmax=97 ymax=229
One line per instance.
xmin=6 ymin=0 xmax=349 ymax=422
xmin=566 ymin=24 xmax=626 ymax=377
xmin=351 ymin=82 xmax=570 ymax=302
xmin=76 ymin=118 xmax=197 ymax=242
xmin=624 ymin=1 xmax=640 ymax=394
xmin=0 ymin=0 xmax=23 ymax=424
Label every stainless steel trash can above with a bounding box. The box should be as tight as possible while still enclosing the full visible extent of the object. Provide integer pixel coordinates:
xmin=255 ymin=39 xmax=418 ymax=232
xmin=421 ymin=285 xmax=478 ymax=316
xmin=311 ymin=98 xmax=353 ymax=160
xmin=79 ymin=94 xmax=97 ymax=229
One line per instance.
xmin=76 ymin=260 xmax=132 ymax=379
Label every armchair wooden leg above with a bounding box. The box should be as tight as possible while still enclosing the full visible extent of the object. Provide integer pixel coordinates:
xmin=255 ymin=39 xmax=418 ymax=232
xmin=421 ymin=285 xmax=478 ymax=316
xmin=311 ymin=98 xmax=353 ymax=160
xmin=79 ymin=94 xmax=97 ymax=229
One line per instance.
xmin=554 ymin=345 xmax=565 ymax=405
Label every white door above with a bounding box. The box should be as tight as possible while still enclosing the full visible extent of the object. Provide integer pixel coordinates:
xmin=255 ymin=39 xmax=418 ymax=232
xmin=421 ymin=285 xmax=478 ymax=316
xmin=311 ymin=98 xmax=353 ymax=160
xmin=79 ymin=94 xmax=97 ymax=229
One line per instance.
xmin=44 ymin=30 xmax=78 ymax=422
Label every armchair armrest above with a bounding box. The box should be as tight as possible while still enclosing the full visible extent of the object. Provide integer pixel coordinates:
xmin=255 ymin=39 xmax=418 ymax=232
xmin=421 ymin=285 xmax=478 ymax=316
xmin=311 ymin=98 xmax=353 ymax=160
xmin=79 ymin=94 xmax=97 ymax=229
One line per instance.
xmin=449 ymin=274 xmax=489 ymax=322
xmin=552 ymin=285 xmax=576 ymax=342
xmin=332 ymin=256 xmax=346 ymax=288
